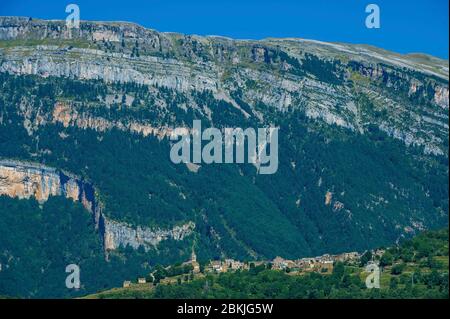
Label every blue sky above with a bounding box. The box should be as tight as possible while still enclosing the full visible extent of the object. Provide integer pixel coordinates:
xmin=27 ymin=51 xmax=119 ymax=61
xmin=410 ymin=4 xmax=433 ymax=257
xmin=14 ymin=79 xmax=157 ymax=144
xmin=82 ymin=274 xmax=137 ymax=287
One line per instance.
xmin=0 ymin=0 xmax=448 ymax=59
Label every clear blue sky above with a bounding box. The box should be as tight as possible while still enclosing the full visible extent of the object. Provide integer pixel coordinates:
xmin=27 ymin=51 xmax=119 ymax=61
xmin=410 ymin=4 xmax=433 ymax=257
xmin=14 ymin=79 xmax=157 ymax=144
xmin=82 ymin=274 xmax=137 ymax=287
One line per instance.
xmin=1 ymin=0 xmax=448 ymax=59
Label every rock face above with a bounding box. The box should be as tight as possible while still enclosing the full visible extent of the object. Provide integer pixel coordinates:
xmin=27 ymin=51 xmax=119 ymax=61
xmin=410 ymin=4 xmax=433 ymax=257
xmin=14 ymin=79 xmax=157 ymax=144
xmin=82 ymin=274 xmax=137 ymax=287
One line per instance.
xmin=0 ymin=160 xmax=194 ymax=252
xmin=103 ymin=219 xmax=195 ymax=250
xmin=0 ymin=17 xmax=448 ymax=156
xmin=0 ymin=161 xmax=64 ymax=202
xmin=51 ymin=102 xmax=178 ymax=139
xmin=0 ymin=17 xmax=448 ymax=260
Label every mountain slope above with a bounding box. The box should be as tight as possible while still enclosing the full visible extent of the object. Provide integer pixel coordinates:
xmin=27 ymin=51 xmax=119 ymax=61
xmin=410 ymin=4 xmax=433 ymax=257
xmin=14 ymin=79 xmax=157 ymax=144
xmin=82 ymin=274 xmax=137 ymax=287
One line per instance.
xmin=0 ymin=17 xmax=448 ymax=297
xmin=83 ymin=228 xmax=449 ymax=299
xmin=0 ymin=17 xmax=448 ymax=155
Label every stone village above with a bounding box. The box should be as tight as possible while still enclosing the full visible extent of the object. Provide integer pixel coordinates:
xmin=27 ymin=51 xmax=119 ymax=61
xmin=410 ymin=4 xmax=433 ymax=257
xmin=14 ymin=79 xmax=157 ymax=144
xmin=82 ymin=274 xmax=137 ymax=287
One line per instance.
xmin=121 ymin=248 xmax=385 ymax=288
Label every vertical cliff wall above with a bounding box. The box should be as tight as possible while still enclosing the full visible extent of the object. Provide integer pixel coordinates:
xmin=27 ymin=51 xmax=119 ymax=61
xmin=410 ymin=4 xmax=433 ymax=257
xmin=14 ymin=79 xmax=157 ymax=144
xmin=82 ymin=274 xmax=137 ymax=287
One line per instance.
xmin=0 ymin=159 xmax=194 ymax=252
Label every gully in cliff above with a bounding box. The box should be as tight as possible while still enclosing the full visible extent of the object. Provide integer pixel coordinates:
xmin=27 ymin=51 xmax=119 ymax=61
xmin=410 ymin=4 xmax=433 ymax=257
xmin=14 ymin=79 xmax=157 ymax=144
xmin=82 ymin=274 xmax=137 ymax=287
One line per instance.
xmin=169 ymin=120 xmax=279 ymax=175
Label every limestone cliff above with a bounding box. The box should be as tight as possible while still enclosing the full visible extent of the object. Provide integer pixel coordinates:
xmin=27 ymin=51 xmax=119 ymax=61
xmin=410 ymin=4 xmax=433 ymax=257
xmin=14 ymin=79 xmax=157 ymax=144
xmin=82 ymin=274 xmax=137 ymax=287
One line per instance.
xmin=103 ymin=219 xmax=194 ymax=251
xmin=0 ymin=159 xmax=194 ymax=252
xmin=51 ymin=102 xmax=182 ymax=139
xmin=0 ymin=17 xmax=448 ymax=156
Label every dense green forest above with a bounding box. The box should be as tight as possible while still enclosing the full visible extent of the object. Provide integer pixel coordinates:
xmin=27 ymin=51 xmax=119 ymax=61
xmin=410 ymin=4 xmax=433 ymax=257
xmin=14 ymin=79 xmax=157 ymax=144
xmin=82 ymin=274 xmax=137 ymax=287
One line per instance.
xmin=0 ymin=71 xmax=448 ymax=261
xmin=0 ymin=16 xmax=448 ymax=300
xmin=0 ymin=68 xmax=448 ymax=298
xmin=0 ymin=196 xmax=192 ymax=298
xmin=87 ymin=229 xmax=449 ymax=299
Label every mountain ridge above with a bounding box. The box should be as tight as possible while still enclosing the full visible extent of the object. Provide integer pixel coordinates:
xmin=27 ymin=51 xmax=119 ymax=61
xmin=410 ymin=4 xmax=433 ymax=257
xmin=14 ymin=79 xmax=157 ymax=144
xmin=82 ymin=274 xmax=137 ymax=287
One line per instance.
xmin=0 ymin=16 xmax=448 ymax=78
xmin=1 ymin=16 xmax=448 ymax=156
xmin=1 ymin=16 xmax=448 ymax=68
xmin=0 ymin=15 xmax=448 ymax=298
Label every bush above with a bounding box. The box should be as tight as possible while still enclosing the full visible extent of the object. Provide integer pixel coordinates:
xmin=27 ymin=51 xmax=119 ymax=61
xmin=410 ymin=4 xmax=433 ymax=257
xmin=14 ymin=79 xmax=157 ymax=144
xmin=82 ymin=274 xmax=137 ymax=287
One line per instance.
xmin=391 ymin=263 xmax=406 ymax=275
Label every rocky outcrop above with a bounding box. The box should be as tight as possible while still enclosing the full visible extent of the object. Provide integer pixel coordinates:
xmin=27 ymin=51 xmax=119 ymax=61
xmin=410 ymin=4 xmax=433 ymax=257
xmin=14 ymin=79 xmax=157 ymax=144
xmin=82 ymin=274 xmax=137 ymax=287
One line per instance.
xmin=0 ymin=159 xmax=89 ymax=204
xmin=434 ymin=86 xmax=449 ymax=109
xmin=0 ymin=17 xmax=448 ymax=156
xmin=325 ymin=191 xmax=333 ymax=206
xmin=103 ymin=219 xmax=194 ymax=250
xmin=0 ymin=159 xmax=195 ymax=252
xmin=52 ymin=102 xmax=179 ymax=139
xmin=0 ymin=50 xmax=219 ymax=92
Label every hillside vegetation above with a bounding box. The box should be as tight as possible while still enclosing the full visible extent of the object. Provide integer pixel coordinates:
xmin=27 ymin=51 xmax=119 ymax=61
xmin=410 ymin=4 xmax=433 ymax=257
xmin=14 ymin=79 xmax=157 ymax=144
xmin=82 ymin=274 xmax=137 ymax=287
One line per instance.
xmin=85 ymin=229 xmax=449 ymax=299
